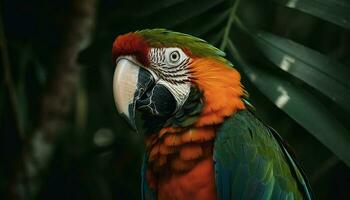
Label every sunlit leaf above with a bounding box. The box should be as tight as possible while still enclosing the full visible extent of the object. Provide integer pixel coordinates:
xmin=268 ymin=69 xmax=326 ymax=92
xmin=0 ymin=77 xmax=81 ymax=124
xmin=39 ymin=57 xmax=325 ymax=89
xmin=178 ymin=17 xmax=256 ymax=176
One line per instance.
xmin=228 ymin=40 xmax=350 ymax=167
xmin=272 ymin=0 xmax=350 ymax=29
xmin=253 ymin=31 xmax=350 ymax=113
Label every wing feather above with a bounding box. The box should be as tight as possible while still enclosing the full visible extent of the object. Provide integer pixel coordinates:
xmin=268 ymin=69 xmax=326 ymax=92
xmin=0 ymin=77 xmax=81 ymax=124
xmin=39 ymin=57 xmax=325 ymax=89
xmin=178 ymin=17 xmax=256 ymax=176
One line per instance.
xmin=214 ymin=110 xmax=313 ymax=200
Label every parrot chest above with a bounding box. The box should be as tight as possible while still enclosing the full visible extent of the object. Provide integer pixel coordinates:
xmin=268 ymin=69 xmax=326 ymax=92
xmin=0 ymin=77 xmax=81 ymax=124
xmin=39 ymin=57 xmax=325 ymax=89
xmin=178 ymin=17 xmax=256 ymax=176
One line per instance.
xmin=156 ymin=157 xmax=217 ymax=200
xmin=145 ymin=127 xmax=218 ymax=200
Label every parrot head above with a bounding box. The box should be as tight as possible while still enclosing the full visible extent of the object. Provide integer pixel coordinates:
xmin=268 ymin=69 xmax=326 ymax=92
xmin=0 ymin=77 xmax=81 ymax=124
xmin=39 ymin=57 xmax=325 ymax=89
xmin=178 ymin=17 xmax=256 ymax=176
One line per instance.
xmin=112 ymin=29 xmax=246 ymax=132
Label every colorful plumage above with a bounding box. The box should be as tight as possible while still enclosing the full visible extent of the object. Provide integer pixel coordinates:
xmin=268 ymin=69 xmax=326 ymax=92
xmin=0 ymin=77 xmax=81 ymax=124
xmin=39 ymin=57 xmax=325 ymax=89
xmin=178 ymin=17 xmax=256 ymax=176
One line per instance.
xmin=112 ymin=29 xmax=313 ymax=200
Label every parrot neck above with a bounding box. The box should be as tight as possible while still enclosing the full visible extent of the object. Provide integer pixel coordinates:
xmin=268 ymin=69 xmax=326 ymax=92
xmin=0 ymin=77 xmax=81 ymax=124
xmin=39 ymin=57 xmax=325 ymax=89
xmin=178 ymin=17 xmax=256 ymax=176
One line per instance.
xmin=189 ymin=57 xmax=246 ymax=126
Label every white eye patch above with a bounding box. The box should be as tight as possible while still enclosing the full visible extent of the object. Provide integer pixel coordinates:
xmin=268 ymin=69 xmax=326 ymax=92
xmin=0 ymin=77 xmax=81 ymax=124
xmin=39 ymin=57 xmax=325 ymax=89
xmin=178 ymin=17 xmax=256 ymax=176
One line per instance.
xmin=149 ymin=47 xmax=188 ymax=67
xmin=164 ymin=47 xmax=188 ymax=66
xmin=147 ymin=47 xmax=191 ymax=112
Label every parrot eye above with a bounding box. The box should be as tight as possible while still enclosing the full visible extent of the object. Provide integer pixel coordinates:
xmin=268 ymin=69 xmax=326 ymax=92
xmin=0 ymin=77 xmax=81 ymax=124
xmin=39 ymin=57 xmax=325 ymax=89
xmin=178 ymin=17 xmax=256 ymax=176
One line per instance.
xmin=149 ymin=47 xmax=188 ymax=67
xmin=169 ymin=51 xmax=180 ymax=63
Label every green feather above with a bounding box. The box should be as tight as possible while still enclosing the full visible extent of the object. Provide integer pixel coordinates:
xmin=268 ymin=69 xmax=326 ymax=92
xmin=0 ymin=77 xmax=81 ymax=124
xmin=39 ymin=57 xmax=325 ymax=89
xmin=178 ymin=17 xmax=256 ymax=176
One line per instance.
xmin=137 ymin=28 xmax=231 ymax=65
xmin=214 ymin=110 xmax=313 ymax=200
xmin=137 ymin=28 xmax=254 ymax=107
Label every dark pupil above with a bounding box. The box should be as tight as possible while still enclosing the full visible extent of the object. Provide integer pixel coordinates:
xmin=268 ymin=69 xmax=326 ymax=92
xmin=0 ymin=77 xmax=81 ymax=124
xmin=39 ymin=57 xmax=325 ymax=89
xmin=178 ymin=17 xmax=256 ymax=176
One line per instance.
xmin=172 ymin=53 xmax=178 ymax=60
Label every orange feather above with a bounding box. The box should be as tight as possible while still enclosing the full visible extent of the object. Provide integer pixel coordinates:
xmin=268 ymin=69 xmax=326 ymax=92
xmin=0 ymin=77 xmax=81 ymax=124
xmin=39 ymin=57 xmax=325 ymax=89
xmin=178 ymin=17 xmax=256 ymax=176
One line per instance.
xmin=145 ymin=57 xmax=245 ymax=199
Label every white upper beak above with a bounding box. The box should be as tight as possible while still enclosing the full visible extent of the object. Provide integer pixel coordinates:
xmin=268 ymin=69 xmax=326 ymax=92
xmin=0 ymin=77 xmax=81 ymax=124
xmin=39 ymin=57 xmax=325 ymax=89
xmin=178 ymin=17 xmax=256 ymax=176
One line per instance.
xmin=113 ymin=58 xmax=141 ymax=128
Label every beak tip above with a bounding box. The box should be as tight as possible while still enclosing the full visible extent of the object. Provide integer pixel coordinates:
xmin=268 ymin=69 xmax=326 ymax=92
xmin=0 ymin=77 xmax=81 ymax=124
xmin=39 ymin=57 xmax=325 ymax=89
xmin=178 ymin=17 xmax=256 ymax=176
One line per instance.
xmin=119 ymin=111 xmax=137 ymax=131
xmin=129 ymin=118 xmax=137 ymax=131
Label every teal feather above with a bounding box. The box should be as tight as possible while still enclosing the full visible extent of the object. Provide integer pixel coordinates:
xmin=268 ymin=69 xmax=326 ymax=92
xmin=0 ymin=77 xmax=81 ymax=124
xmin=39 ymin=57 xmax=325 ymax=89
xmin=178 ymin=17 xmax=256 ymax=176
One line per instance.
xmin=214 ymin=110 xmax=313 ymax=200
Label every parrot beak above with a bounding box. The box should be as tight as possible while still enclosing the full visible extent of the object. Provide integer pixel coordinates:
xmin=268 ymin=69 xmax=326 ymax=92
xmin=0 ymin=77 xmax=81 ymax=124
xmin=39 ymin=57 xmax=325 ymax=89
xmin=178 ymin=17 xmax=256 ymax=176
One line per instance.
xmin=113 ymin=57 xmax=155 ymax=130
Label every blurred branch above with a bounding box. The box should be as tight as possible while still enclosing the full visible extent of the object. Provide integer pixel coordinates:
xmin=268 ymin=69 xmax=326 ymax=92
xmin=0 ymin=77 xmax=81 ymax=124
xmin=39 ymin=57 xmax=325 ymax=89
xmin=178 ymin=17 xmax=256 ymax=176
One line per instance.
xmin=0 ymin=4 xmax=24 ymax=139
xmin=12 ymin=0 xmax=97 ymax=199
xmin=234 ymin=16 xmax=249 ymax=33
xmin=0 ymin=5 xmax=30 ymax=200
xmin=219 ymin=0 xmax=240 ymax=51
xmin=227 ymin=39 xmax=244 ymax=64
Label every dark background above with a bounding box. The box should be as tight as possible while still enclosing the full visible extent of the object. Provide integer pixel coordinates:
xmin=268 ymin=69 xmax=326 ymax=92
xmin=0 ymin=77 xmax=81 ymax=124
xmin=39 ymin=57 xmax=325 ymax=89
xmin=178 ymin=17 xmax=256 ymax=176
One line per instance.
xmin=1 ymin=0 xmax=350 ymax=199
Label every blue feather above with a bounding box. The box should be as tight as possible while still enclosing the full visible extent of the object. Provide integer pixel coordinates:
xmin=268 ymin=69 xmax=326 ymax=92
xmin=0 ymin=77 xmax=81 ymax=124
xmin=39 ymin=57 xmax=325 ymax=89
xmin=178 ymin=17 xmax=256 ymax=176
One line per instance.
xmin=141 ymin=153 xmax=156 ymax=200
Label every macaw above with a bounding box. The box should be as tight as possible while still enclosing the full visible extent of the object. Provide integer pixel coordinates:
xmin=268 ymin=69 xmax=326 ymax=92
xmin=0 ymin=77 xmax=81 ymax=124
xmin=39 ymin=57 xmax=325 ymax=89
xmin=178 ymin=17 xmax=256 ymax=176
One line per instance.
xmin=112 ymin=29 xmax=313 ymax=200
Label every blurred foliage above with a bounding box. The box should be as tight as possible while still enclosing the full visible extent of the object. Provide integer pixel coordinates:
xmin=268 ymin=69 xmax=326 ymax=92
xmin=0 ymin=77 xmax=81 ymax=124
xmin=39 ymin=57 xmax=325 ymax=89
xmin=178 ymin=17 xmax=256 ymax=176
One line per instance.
xmin=1 ymin=0 xmax=350 ymax=199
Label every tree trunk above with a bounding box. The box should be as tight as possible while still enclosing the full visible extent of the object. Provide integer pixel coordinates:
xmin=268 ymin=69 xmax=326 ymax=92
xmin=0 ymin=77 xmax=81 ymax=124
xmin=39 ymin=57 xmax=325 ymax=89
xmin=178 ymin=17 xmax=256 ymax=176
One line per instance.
xmin=10 ymin=1 xmax=97 ymax=199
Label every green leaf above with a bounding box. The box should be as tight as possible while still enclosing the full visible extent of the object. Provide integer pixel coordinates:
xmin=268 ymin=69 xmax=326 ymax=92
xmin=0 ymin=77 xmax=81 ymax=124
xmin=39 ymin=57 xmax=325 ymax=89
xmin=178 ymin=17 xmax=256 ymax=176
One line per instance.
xmin=220 ymin=0 xmax=241 ymax=50
xmin=228 ymin=40 xmax=350 ymax=167
xmin=271 ymin=0 xmax=350 ymax=29
xmin=145 ymin=0 xmax=225 ymax=28
xmin=208 ymin=29 xmax=225 ymax=46
xmin=253 ymin=31 xmax=350 ymax=113
xmin=176 ymin=9 xmax=230 ymax=37
xmin=109 ymin=0 xmax=225 ymax=30
xmin=112 ymin=0 xmax=188 ymax=18
xmin=130 ymin=0 xmax=187 ymax=17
